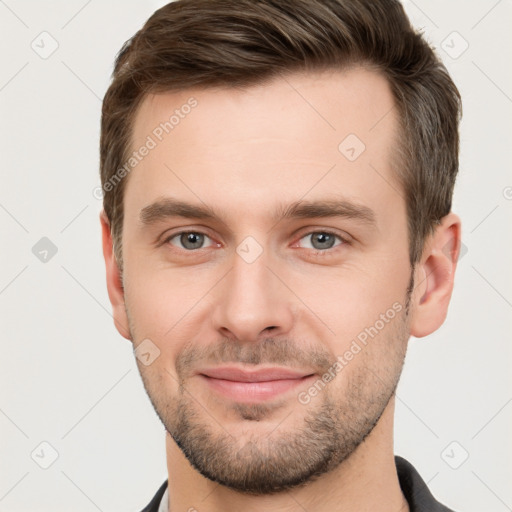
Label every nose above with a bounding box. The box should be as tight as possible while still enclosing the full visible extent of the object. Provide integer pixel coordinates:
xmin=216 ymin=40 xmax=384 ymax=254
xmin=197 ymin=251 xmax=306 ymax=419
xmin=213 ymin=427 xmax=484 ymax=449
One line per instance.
xmin=211 ymin=248 xmax=294 ymax=343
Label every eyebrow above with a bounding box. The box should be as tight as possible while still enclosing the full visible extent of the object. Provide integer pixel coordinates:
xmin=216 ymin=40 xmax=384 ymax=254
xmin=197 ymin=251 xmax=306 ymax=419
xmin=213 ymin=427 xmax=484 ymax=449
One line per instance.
xmin=139 ymin=197 xmax=376 ymax=227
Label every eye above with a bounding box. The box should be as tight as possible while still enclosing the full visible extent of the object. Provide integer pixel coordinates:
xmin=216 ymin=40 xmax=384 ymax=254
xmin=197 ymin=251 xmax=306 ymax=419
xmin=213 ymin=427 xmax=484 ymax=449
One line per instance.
xmin=298 ymin=231 xmax=345 ymax=251
xmin=165 ymin=231 xmax=216 ymax=250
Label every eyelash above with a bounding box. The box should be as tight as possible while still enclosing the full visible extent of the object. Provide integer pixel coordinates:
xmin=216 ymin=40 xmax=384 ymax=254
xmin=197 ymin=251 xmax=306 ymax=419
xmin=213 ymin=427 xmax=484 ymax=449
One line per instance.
xmin=294 ymin=231 xmax=349 ymax=255
xmin=161 ymin=229 xmax=350 ymax=255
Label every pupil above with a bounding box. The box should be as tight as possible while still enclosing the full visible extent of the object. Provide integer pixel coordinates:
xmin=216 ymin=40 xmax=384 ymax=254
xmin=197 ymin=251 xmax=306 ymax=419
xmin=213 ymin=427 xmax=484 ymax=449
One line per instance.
xmin=313 ymin=233 xmax=334 ymax=249
xmin=181 ymin=232 xmax=203 ymax=249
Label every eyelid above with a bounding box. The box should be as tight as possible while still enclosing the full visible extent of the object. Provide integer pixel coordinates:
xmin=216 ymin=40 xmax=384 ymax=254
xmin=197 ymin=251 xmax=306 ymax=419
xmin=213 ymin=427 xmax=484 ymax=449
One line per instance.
xmin=159 ymin=227 xmax=221 ymax=249
xmin=291 ymin=228 xmax=352 ymax=248
xmin=158 ymin=227 xmax=352 ymax=252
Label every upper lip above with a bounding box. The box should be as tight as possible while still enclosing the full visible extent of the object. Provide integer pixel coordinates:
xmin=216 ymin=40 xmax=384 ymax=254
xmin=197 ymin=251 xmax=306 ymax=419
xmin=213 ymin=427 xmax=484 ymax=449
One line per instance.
xmin=199 ymin=366 xmax=314 ymax=382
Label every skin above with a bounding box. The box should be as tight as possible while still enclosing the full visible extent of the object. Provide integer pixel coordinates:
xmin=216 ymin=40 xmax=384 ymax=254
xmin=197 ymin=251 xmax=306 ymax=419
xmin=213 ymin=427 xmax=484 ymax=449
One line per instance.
xmin=101 ymin=67 xmax=461 ymax=512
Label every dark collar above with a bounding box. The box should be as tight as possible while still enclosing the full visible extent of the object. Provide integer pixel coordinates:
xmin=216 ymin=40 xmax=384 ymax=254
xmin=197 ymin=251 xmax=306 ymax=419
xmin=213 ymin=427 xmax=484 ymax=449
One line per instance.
xmin=140 ymin=456 xmax=457 ymax=511
xmin=139 ymin=480 xmax=167 ymax=512
xmin=395 ymin=456 xmax=456 ymax=511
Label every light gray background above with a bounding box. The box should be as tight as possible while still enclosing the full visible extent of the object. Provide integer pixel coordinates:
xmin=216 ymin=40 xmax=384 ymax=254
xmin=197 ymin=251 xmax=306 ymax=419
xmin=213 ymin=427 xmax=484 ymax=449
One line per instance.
xmin=1 ymin=1 xmax=511 ymax=511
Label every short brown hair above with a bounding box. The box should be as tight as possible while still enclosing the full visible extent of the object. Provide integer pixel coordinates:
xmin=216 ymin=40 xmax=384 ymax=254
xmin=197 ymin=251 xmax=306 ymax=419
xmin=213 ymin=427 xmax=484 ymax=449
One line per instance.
xmin=100 ymin=0 xmax=461 ymax=268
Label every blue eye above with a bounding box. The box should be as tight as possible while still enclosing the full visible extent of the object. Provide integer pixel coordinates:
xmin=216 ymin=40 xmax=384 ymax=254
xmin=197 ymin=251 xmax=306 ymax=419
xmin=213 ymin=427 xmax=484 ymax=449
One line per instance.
xmin=162 ymin=230 xmax=346 ymax=254
xmin=299 ymin=232 xmax=344 ymax=251
xmin=166 ymin=232 xmax=215 ymax=250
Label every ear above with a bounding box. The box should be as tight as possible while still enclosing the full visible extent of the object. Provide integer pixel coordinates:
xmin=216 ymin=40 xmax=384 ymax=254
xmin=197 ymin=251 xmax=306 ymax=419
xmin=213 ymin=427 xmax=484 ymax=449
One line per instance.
xmin=100 ymin=210 xmax=131 ymax=341
xmin=409 ymin=212 xmax=462 ymax=338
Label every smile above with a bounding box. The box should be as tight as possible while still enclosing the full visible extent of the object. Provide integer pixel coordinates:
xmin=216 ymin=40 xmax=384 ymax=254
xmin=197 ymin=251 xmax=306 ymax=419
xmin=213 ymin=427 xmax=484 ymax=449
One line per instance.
xmin=198 ymin=366 xmax=316 ymax=402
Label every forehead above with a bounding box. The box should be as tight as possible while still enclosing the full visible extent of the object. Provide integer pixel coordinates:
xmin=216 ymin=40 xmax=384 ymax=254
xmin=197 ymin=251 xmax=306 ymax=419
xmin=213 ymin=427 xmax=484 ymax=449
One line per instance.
xmin=125 ymin=67 xmax=401 ymax=225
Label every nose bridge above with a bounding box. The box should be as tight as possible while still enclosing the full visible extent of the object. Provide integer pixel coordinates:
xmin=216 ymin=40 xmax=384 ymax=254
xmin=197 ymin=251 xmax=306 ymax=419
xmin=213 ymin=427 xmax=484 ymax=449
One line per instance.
xmin=212 ymin=241 xmax=293 ymax=341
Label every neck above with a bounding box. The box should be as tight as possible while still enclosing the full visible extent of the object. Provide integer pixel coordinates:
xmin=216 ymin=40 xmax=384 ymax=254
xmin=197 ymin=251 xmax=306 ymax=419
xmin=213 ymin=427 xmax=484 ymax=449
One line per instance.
xmin=164 ymin=397 xmax=408 ymax=512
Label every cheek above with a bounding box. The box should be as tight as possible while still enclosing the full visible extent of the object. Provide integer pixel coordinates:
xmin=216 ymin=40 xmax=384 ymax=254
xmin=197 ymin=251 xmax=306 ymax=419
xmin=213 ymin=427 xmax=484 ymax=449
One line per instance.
xmin=289 ymin=263 xmax=410 ymax=360
xmin=123 ymin=262 xmax=221 ymax=379
xmin=124 ymin=262 xmax=206 ymax=329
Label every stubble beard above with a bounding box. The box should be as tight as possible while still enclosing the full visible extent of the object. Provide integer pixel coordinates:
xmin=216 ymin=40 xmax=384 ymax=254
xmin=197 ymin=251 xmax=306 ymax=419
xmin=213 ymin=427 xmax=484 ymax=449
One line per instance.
xmin=131 ymin=302 xmax=411 ymax=495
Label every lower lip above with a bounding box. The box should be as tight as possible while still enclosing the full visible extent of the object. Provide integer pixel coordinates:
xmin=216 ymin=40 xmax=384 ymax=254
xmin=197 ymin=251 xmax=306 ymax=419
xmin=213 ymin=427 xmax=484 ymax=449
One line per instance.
xmin=200 ymin=374 xmax=315 ymax=402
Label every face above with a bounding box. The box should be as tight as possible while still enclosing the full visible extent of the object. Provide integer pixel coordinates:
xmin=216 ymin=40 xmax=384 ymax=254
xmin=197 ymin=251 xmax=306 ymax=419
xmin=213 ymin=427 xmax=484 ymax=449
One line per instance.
xmin=116 ymin=68 xmax=415 ymax=494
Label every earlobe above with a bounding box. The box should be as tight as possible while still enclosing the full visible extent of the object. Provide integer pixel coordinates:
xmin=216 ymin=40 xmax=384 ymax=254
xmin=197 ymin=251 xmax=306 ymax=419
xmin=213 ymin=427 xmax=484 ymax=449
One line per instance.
xmin=100 ymin=211 xmax=132 ymax=341
xmin=409 ymin=213 xmax=462 ymax=338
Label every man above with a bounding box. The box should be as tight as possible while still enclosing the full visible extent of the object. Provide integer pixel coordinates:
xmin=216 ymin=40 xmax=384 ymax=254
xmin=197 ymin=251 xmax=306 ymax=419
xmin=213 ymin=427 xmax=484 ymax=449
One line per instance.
xmin=99 ymin=0 xmax=462 ymax=510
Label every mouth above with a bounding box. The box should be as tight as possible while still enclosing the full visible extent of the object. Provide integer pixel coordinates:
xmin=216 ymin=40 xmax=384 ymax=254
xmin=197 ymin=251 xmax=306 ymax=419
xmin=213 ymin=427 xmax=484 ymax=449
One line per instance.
xmin=197 ymin=366 xmax=316 ymax=402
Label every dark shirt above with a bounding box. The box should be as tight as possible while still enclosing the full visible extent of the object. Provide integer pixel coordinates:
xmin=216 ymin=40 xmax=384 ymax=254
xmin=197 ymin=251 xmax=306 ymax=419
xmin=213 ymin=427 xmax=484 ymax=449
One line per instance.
xmin=140 ymin=455 xmax=456 ymax=511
